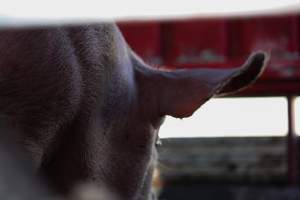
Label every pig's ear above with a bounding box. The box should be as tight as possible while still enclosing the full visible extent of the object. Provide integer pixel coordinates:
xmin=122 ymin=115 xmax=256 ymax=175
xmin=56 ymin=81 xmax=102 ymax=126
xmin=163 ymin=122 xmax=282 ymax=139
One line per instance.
xmin=135 ymin=51 xmax=269 ymax=119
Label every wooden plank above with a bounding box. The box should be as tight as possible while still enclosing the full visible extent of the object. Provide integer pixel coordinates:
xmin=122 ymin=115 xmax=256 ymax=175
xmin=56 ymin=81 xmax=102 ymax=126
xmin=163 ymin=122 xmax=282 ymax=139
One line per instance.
xmin=160 ymin=185 xmax=300 ymax=200
xmin=158 ymin=137 xmax=287 ymax=183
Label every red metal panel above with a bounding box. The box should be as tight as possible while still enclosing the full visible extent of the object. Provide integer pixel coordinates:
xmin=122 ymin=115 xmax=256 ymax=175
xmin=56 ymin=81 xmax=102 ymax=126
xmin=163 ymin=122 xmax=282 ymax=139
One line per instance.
xmin=118 ymin=22 xmax=162 ymax=64
xmin=229 ymin=16 xmax=299 ymax=60
xmin=227 ymin=16 xmax=300 ymax=82
xmin=117 ymin=16 xmax=300 ymax=95
xmin=162 ymin=19 xmax=228 ymax=65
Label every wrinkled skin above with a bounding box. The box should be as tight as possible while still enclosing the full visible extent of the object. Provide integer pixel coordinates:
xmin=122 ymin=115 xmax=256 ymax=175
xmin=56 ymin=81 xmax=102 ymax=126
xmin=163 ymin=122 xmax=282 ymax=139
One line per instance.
xmin=0 ymin=23 xmax=268 ymax=200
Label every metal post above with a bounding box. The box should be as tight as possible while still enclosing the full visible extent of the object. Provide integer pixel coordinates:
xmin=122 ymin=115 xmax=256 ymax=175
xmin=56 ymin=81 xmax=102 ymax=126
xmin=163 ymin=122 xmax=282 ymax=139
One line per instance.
xmin=287 ymin=95 xmax=298 ymax=185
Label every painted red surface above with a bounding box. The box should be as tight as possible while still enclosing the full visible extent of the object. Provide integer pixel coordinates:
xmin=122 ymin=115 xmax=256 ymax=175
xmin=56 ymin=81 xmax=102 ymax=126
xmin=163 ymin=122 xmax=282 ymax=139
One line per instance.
xmin=229 ymin=16 xmax=299 ymax=59
xmin=161 ymin=19 xmax=228 ymax=65
xmin=118 ymin=22 xmax=162 ymax=65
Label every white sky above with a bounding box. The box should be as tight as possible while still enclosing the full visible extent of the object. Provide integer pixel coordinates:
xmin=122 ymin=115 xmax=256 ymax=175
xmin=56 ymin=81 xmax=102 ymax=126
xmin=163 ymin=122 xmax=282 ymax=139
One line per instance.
xmin=159 ymin=97 xmax=289 ymax=138
xmin=0 ymin=0 xmax=299 ymax=26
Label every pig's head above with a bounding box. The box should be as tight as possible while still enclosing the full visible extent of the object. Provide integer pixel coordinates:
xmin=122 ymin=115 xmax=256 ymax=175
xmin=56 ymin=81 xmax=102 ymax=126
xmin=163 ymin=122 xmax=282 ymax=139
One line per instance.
xmin=0 ymin=25 xmax=269 ymax=200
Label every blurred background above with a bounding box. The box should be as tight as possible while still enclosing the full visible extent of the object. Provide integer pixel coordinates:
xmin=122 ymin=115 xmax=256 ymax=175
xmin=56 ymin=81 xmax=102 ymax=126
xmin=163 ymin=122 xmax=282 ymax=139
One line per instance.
xmin=1 ymin=1 xmax=300 ymax=199
xmin=118 ymin=15 xmax=300 ymax=199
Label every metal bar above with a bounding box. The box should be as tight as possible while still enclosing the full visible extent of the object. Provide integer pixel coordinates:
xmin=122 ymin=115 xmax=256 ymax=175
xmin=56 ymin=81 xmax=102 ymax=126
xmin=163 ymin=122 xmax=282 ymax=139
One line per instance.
xmin=287 ymin=95 xmax=298 ymax=185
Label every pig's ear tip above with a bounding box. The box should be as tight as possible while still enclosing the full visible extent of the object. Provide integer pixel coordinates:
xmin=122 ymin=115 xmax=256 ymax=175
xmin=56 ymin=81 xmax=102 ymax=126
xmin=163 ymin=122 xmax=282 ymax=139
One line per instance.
xmin=250 ymin=51 xmax=270 ymax=67
xmin=242 ymin=50 xmax=270 ymax=76
xmin=216 ymin=51 xmax=270 ymax=97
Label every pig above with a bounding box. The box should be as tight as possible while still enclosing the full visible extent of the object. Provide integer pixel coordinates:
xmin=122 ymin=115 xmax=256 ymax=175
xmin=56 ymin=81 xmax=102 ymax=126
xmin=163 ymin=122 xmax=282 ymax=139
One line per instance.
xmin=0 ymin=23 xmax=268 ymax=200
xmin=0 ymin=117 xmax=53 ymax=200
